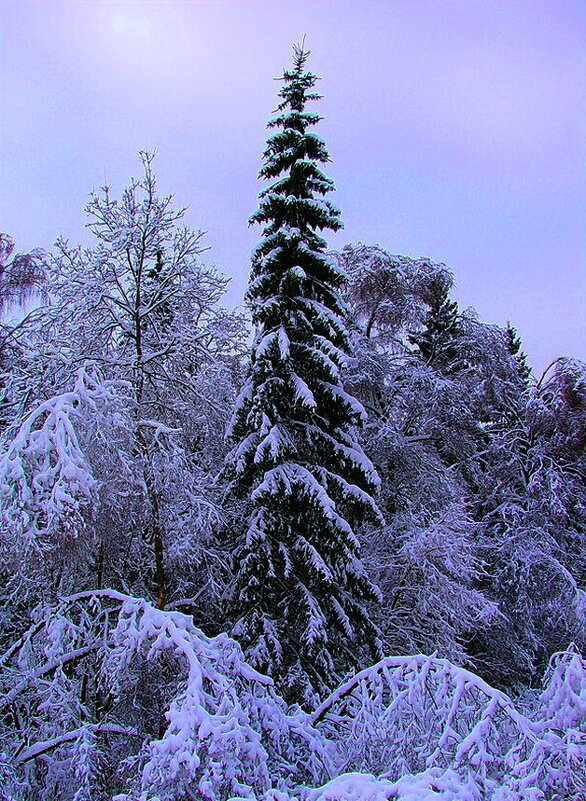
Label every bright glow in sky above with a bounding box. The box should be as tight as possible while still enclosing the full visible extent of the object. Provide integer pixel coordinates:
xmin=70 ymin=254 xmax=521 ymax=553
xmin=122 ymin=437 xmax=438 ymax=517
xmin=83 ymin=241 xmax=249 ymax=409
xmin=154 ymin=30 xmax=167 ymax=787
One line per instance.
xmin=106 ymin=4 xmax=155 ymax=42
xmin=1 ymin=0 xmax=584 ymax=373
xmin=93 ymin=0 xmax=194 ymax=73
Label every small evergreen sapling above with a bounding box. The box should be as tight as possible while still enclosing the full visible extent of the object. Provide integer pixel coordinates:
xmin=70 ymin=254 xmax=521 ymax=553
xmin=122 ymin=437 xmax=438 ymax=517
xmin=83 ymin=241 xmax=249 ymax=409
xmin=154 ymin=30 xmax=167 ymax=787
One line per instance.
xmin=409 ymin=284 xmax=465 ymax=375
xmin=505 ymin=322 xmax=532 ymax=385
xmin=225 ymin=44 xmax=383 ymax=702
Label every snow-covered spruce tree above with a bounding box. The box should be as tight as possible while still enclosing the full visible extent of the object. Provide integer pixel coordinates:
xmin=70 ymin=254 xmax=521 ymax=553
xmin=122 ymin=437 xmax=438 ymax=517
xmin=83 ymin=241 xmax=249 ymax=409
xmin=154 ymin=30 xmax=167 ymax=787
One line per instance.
xmin=505 ymin=322 xmax=531 ymax=385
xmin=224 ymin=45 xmax=383 ymax=703
xmin=408 ymin=283 xmax=466 ymax=375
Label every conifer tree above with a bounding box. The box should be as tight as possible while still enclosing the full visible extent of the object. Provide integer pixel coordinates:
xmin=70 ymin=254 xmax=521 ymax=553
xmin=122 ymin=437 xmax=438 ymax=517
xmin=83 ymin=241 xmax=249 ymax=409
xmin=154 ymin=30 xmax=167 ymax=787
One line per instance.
xmin=409 ymin=285 xmax=465 ymax=374
xmin=505 ymin=322 xmax=531 ymax=384
xmin=225 ymin=44 xmax=383 ymax=702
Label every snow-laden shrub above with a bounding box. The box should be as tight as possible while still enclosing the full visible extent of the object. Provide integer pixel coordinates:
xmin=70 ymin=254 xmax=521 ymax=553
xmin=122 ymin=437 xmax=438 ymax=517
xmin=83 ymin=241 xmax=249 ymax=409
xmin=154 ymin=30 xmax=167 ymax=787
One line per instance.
xmin=0 ymin=366 xmax=132 ymax=593
xmin=313 ymin=769 xmax=481 ymax=801
xmin=525 ymin=645 xmax=586 ymax=800
xmin=234 ymin=768 xmax=482 ymax=801
xmin=310 ymin=652 xmax=586 ymax=800
xmin=0 ymin=591 xmax=332 ymax=801
xmin=2 ymin=591 xmax=583 ymax=801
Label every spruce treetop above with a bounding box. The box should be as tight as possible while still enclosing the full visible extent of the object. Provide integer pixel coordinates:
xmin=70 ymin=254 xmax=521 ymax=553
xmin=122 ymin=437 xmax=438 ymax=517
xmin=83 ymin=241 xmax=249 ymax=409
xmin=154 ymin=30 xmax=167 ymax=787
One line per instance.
xmin=246 ymin=44 xmax=348 ymax=343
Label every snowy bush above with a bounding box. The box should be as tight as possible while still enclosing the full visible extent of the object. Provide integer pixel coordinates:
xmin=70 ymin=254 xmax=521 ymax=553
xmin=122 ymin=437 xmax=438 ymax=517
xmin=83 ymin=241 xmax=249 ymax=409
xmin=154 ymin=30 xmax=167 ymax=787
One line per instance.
xmin=268 ymin=768 xmax=483 ymax=801
xmin=0 ymin=365 xmax=131 ymax=593
xmin=527 ymin=645 xmax=586 ymax=799
xmin=2 ymin=589 xmax=584 ymax=800
xmin=0 ymin=590 xmax=332 ymax=801
xmin=309 ymin=652 xmax=586 ymax=800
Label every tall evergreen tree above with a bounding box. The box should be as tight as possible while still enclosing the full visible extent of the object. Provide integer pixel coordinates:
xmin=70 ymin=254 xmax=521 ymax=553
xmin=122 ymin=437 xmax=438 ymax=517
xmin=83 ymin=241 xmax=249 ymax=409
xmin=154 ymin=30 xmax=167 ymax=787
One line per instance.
xmin=224 ymin=44 xmax=383 ymax=702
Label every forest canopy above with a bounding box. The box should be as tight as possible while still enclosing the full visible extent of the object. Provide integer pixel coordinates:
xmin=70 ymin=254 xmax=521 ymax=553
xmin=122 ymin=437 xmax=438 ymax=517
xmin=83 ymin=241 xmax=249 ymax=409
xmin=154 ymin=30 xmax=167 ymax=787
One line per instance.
xmin=0 ymin=45 xmax=584 ymax=801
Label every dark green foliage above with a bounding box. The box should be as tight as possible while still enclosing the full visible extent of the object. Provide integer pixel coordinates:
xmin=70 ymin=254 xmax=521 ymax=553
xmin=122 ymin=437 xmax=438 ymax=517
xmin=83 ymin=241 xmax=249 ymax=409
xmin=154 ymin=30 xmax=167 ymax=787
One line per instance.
xmin=409 ymin=284 xmax=466 ymax=375
xmin=224 ymin=45 xmax=382 ymax=703
xmin=506 ymin=322 xmax=532 ymax=384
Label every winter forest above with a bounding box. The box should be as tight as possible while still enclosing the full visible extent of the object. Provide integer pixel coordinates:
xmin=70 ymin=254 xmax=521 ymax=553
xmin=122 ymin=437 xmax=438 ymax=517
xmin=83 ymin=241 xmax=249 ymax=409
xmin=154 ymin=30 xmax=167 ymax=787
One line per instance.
xmin=1 ymin=40 xmax=585 ymax=801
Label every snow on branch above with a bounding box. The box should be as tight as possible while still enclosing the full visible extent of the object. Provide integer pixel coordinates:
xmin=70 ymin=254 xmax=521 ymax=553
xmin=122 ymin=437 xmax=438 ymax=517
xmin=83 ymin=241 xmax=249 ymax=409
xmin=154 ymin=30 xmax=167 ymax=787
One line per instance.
xmin=2 ymin=595 xmax=583 ymax=800
xmin=0 ymin=365 xmax=125 ymax=570
xmin=1 ymin=590 xmax=332 ymax=801
xmin=309 ymin=652 xmax=585 ymax=800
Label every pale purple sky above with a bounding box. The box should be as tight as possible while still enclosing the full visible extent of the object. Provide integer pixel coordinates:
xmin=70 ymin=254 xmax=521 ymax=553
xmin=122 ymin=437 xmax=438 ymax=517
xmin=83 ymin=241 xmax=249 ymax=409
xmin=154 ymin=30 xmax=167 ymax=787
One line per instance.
xmin=1 ymin=0 xmax=585 ymax=373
